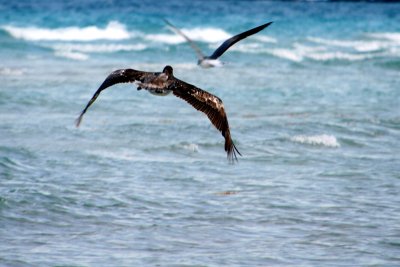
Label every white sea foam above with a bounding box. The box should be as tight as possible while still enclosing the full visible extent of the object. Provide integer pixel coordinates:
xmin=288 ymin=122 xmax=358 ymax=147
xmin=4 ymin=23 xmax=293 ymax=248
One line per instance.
xmin=2 ymin=21 xmax=130 ymax=41
xmin=267 ymin=44 xmax=325 ymax=62
xmin=51 ymin=43 xmax=147 ymax=53
xmin=48 ymin=43 xmax=147 ymax=60
xmin=267 ymin=42 xmax=377 ymax=62
xmin=182 ymin=28 xmax=231 ymax=42
xmin=290 ymin=134 xmax=340 ymax=148
xmin=182 ymin=143 xmax=199 ymax=153
xmin=54 ymin=51 xmax=89 ymax=61
xmin=267 ymin=48 xmax=304 ymax=62
xmin=145 ymin=33 xmax=184 ymax=44
xmin=308 ymin=51 xmax=375 ymax=61
xmin=266 ymin=33 xmax=400 ymax=62
xmin=254 ymin=35 xmax=278 ymax=43
xmin=367 ymin=32 xmax=400 ymax=43
xmin=308 ymin=37 xmax=391 ymax=52
xmin=148 ymin=27 xmax=231 ymax=44
xmin=0 ymin=67 xmax=25 ymax=76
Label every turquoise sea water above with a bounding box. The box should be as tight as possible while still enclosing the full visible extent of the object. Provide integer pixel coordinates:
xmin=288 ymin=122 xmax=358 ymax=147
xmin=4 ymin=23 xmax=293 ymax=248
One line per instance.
xmin=1 ymin=0 xmax=400 ymax=266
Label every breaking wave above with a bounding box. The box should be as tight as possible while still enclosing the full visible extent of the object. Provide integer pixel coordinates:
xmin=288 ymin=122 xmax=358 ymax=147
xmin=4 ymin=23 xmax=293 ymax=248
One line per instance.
xmin=1 ymin=21 xmax=130 ymax=41
xmin=50 ymin=43 xmax=147 ymax=60
xmin=51 ymin=43 xmax=147 ymax=53
xmin=265 ymin=32 xmax=400 ymax=62
xmin=54 ymin=51 xmax=89 ymax=61
xmin=308 ymin=37 xmax=388 ymax=52
xmin=367 ymin=32 xmax=400 ymax=43
xmin=266 ymin=43 xmax=377 ymax=62
xmin=149 ymin=27 xmax=232 ymax=44
xmin=3 ymin=21 xmax=398 ymax=63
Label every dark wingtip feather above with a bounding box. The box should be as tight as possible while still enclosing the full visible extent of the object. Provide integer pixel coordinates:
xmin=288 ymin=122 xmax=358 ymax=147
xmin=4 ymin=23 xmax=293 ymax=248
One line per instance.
xmin=224 ymin=131 xmax=242 ymax=163
xmin=228 ymin=141 xmax=242 ymax=163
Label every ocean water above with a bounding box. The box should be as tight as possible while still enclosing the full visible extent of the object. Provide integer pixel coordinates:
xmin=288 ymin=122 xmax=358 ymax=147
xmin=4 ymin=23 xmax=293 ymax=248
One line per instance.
xmin=1 ymin=0 xmax=400 ymax=266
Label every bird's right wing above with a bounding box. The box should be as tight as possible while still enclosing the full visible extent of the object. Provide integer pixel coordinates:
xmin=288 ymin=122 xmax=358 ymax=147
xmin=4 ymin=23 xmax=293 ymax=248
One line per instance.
xmin=75 ymin=69 xmax=154 ymax=127
xmin=163 ymin=19 xmax=206 ymax=61
xmin=171 ymin=78 xmax=241 ymax=162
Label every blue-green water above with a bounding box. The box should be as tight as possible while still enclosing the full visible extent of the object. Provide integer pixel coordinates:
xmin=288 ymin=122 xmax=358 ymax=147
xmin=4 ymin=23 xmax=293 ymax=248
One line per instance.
xmin=1 ymin=1 xmax=400 ymax=266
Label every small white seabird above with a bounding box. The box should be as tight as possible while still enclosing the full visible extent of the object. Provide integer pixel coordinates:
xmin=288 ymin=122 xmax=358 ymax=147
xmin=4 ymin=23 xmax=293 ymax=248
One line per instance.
xmin=164 ymin=19 xmax=273 ymax=68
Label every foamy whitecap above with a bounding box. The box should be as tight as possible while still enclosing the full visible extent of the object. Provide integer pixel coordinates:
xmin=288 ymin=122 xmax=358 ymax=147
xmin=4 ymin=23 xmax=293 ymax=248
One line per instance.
xmin=367 ymin=32 xmax=400 ymax=43
xmin=266 ymin=43 xmax=328 ymax=62
xmin=49 ymin=43 xmax=148 ymax=60
xmin=267 ymin=48 xmax=304 ymax=62
xmin=0 ymin=67 xmax=25 ymax=76
xmin=290 ymin=134 xmax=340 ymax=148
xmin=265 ymin=33 xmax=400 ymax=62
xmin=182 ymin=143 xmax=199 ymax=153
xmin=307 ymin=51 xmax=374 ymax=61
xmin=54 ymin=51 xmax=89 ymax=61
xmin=308 ymin=37 xmax=390 ymax=52
xmin=145 ymin=33 xmax=185 ymax=44
xmin=267 ymin=42 xmax=377 ymax=62
xmin=51 ymin=43 xmax=147 ymax=53
xmin=2 ymin=21 xmax=130 ymax=41
xmin=181 ymin=28 xmax=231 ymax=43
xmin=254 ymin=35 xmax=278 ymax=43
xmin=148 ymin=27 xmax=231 ymax=44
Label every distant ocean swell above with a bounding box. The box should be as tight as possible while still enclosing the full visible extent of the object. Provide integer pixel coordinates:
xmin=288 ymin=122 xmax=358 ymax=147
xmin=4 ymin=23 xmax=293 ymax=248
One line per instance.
xmin=1 ymin=21 xmax=399 ymax=62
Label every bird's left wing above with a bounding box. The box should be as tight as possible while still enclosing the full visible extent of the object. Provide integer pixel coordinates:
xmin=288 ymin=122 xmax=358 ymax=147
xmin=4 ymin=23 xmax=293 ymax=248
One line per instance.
xmin=171 ymin=79 xmax=241 ymax=162
xmin=163 ymin=19 xmax=206 ymax=61
xmin=209 ymin=21 xmax=273 ymax=60
xmin=76 ymin=69 xmax=154 ymax=127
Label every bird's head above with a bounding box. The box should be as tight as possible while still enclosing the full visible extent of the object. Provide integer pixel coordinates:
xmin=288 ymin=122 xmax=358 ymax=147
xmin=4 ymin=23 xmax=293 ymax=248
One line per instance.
xmin=163 ymin=65 xmax=173 ymax=76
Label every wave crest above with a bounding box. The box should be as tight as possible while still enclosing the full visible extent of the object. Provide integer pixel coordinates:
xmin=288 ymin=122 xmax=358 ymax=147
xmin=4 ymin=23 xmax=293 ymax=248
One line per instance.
xmin=148 ymin=27 xmax=232 ymax=44
xmin=266 ymin=32 xmax=400 ymax=62
xmin=1 ymin=21 xmax=130 ymax=41
xmin=290 ymin=134 xmax=340 ymax=148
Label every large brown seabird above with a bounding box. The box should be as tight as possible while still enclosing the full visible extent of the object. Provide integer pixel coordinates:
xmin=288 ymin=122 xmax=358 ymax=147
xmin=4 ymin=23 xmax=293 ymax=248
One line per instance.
xmin=76 ymin=65 xmax=241 ymax=162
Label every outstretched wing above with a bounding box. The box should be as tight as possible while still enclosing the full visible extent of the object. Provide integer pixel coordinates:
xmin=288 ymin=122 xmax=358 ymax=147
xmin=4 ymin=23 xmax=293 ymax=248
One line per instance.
xmin=171 ymin=79 xmax=241 ymax=162
xmin=163 ymin=19 xmax=206 ymax=61
xmin=75 ymin=69 xmax=153 ymax=127
xmin=209 ymin=21 xmax=273 ymax=59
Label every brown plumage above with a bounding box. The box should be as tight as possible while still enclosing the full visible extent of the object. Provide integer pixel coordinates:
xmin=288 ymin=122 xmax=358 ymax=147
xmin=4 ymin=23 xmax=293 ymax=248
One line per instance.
xmin=76 ymin=65 xmax=241 ymax=162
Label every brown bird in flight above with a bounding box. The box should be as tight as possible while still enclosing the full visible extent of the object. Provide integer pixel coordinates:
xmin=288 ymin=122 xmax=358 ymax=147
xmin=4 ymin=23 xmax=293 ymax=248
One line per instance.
xmin=76 ymin=65 xmax=241 ymax=162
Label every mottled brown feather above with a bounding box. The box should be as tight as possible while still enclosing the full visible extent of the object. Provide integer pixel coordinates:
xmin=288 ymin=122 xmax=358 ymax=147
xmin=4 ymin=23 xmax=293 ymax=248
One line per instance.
xmin=75 ymin=69 xmax=156 ymax=127
xmin=171 ymin=79 xmax=241 ymax=162
xmin=76 ymin=65 xmax=241 ymax=161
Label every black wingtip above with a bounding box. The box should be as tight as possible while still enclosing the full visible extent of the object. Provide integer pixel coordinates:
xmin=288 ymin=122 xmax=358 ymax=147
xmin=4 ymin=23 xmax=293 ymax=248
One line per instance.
xmin=265 ymin=21 xmax=273 ymax=29
xmin=228 ymin=141 xmax=242 ymax=163
xmin=255 ymin=21 xmax=274 ymax=32
xmin=225 ymin=133 xmax=242 ymax=163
